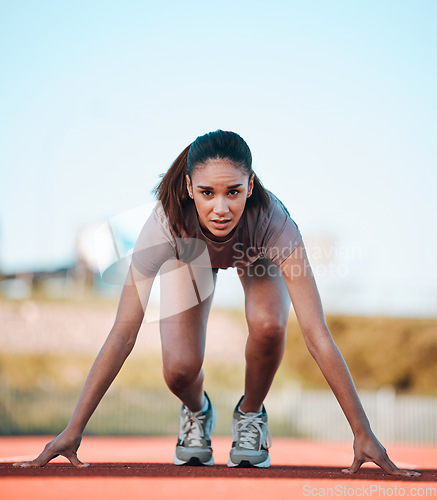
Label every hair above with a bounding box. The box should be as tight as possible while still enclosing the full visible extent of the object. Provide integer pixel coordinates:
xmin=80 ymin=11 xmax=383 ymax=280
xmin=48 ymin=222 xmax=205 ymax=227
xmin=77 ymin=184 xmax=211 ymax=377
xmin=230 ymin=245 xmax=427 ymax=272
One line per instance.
xmin=154 ymin=130 xmax=270 ymax=235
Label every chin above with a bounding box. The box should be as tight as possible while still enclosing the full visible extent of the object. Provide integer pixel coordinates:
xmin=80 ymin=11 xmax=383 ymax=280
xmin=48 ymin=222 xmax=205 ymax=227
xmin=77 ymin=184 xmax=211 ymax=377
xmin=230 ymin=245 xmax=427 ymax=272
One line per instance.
xmin=206 ymin=223 xmax=235 ymax=240
xmin=214 ymin=229 xmax=232 ymax=237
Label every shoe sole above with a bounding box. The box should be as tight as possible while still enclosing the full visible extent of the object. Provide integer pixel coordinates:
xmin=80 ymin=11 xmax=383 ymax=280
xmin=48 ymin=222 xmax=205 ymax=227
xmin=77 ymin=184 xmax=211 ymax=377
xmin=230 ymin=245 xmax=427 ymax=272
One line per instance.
xmin=173 ymin=452 xmax=214 ymax=466
xmin=227 ymin=455 xmax=270 ymax=468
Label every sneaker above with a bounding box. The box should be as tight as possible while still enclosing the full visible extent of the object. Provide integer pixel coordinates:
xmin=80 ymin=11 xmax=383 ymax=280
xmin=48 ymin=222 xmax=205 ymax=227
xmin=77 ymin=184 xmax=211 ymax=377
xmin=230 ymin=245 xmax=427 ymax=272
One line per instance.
xmin=173 ymin=392 xmax=216 ymax=466
xmin=227 ymin=396 xmax=272 ymax=468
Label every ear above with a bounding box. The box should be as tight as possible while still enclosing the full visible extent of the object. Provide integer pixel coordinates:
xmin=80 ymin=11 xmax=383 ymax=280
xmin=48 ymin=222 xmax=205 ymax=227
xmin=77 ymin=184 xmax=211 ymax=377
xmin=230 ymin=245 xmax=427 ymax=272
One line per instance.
xmin=247 ymin=174 xmax=255 ymax=198
xmin=186 ymin=174 xmax=194 ymax=198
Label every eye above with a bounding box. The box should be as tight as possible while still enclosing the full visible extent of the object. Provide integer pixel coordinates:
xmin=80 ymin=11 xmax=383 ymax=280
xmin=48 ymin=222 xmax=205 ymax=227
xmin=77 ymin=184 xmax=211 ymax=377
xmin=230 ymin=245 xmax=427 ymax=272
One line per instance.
xmin=201 ymin=190 xmax=212 ymax=196
xmin=228 ymin=190 xmax=240 ymax=196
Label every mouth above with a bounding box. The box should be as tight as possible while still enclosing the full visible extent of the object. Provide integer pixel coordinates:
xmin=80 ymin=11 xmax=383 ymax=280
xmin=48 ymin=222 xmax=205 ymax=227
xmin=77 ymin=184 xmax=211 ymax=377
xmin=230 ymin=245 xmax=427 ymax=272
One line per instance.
xmin=210 ymin=219 xmax=232 ymax=230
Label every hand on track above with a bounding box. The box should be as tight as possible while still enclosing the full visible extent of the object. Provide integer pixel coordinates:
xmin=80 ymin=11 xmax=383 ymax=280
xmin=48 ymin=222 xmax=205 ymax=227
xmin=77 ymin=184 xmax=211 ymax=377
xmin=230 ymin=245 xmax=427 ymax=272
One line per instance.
xmin=342 ymin=432 xmax=420 ymax=477
xmin=13 ymin=430 xmax=89 ymax=468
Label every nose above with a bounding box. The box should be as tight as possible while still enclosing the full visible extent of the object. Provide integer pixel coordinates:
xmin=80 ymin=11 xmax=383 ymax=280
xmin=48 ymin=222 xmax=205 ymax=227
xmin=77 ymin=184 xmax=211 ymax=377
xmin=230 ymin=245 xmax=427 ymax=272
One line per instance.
xmin=213 ymin=196 xmax=229 ymax=217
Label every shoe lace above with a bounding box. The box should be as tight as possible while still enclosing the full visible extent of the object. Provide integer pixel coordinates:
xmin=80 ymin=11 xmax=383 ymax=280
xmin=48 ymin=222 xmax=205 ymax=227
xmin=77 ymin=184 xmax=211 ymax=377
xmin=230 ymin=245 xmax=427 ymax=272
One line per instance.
xmin=236 ymin=413 xmax=272 ymax=450
xmin=182 ymin=409 xmax=206 ymax=447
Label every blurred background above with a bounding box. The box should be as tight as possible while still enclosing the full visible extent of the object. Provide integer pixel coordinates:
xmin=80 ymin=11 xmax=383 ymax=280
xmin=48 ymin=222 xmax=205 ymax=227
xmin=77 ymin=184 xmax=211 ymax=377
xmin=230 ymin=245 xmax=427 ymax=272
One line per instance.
xmin=1 ymin=0 xmax=436 ymax=442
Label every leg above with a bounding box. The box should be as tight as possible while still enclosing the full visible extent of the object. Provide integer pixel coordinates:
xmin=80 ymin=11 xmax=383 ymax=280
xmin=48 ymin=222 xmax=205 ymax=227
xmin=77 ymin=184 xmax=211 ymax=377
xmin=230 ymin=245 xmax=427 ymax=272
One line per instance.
xmin=160 ymin=264 xmax=217 ymax=412
xmin=238 ymin=258 xmax=291 ymax=413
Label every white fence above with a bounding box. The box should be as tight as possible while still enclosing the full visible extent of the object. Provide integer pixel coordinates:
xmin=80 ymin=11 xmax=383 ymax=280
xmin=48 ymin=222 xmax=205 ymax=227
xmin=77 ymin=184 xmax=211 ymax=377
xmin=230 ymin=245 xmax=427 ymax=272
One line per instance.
xmin=1 ymin=384 xmax=436 ymax=443
xmin=263 ymin=385 xmax=437 ymax=443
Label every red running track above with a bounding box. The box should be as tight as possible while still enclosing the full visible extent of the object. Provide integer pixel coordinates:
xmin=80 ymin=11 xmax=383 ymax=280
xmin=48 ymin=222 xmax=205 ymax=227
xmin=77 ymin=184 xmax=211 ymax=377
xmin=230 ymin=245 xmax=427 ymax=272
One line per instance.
xmin=1 ymin=436 xmax=436 ymax=499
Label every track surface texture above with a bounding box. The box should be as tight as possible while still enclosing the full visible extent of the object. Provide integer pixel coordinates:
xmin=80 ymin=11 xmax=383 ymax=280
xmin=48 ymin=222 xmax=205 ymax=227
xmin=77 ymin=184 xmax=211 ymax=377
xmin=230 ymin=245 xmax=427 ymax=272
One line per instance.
xmin=1 ymin=436 xmax=436 ymax=499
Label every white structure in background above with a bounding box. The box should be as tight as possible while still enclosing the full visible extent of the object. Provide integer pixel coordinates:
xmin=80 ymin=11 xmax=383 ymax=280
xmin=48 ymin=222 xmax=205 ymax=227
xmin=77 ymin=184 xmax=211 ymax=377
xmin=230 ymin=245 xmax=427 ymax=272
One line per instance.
xmin=76 ymin=203 xmax=156 ymax=285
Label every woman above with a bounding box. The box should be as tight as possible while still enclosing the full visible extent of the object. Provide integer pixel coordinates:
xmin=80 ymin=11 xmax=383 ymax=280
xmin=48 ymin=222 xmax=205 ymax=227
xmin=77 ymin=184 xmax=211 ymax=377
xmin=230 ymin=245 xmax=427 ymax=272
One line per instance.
xmin=14 ymin=130 xmax=419 ymax=475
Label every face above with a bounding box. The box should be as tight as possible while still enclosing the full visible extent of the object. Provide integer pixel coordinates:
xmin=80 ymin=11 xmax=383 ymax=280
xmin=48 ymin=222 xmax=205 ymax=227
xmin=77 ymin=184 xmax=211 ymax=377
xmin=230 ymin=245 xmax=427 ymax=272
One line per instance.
xmin=186 ymin=159 xmax=254 ymax=242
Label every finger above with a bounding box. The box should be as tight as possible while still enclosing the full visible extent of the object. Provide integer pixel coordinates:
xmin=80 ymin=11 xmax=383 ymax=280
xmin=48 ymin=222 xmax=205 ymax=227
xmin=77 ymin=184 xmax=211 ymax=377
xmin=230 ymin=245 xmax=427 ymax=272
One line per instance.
xmin=385 ymin=456 xmax=421 ymax=476
xmin=371 ymin=455 xmax=417 ymax=477
xmin=13 ymin=447 xmax=60 ymax=468
xmin=382 ymin=464 xmax=421 ymax=477
xmin=342 ymin=456 xmax=364 ymax=474
xmin=12 ymin=457 xmax=55 ymax=468
xmin=380 ymin=454 xmax=421 ymax=477
xmin=13 ymin=461 xmax=38 ymax=468
xmin=66 ymin=452 xmax=90 ymax=469
xmin=400 ymin=469 xmax=421 ymax=477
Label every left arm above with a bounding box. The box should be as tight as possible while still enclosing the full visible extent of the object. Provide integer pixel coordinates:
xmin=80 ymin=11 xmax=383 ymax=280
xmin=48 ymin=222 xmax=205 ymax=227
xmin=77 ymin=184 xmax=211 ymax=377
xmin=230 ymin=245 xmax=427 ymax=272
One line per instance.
xmin=280 ymin=241 xmax=419 ymax=477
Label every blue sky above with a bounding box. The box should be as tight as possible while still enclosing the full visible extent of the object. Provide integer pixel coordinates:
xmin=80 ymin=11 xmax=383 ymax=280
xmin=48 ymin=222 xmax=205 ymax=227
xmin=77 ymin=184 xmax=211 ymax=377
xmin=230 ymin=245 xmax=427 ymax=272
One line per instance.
xmin=1 ymin=0 xmax=436 ymax=316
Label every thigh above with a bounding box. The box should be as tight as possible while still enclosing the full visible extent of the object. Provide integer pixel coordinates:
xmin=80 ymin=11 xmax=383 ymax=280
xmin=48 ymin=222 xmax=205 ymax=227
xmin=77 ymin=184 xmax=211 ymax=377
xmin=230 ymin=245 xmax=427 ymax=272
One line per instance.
xmin=238 ymin=258 xmax=291 ymax=331
xmin=159 ymin=262 xmax=217 ymax=366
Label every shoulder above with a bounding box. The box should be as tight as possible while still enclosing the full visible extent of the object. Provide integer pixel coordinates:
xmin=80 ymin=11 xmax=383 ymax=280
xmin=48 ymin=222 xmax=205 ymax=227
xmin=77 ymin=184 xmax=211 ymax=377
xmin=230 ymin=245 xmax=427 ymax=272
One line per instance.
xmin=255 ymin=191 xmax=302 ymax=266
xmin=265 ymin=190 xmax=291 ymax=217
xmin=245 ymin=190 xmax=292 ymax=229
xmin=141 ymin=201 xmax=198 ymax=241
xmin=153 ymin=202 xmax=171 ymax=227
xmin=134 ymin=202 xmax=175 ymax=248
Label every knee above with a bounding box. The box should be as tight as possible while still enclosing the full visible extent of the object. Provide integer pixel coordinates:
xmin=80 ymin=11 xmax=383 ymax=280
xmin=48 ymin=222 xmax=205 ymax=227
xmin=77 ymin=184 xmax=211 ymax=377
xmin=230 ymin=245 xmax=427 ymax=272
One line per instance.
xmin=163 ymin=360 xmax=202 ymax=393
xmin=247 ymin=313 xmax=287 ymax=348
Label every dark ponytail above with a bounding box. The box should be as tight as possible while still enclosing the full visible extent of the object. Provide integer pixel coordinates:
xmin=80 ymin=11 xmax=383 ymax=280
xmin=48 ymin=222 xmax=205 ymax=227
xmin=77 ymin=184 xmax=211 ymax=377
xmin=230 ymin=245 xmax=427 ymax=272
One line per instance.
xmin=153 ymin=143 xmax=193 ymax=235
xmin=154 ymin=130 xmax=270 ymax=235
xmin=248 ymin=174 xmax=270 ymax=211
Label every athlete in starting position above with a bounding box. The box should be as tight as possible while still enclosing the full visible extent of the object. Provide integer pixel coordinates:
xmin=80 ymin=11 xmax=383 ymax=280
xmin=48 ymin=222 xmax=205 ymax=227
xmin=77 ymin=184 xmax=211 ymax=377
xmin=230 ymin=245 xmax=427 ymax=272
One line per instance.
xmin=14 ymin=130 xmax=419 ymax=475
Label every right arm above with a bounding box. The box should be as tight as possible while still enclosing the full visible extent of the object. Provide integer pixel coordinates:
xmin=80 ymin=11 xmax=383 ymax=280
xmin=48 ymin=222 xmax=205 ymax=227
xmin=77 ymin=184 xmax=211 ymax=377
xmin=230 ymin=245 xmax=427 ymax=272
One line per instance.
xmin=13 ymin=264 xmax=154 ymax=468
